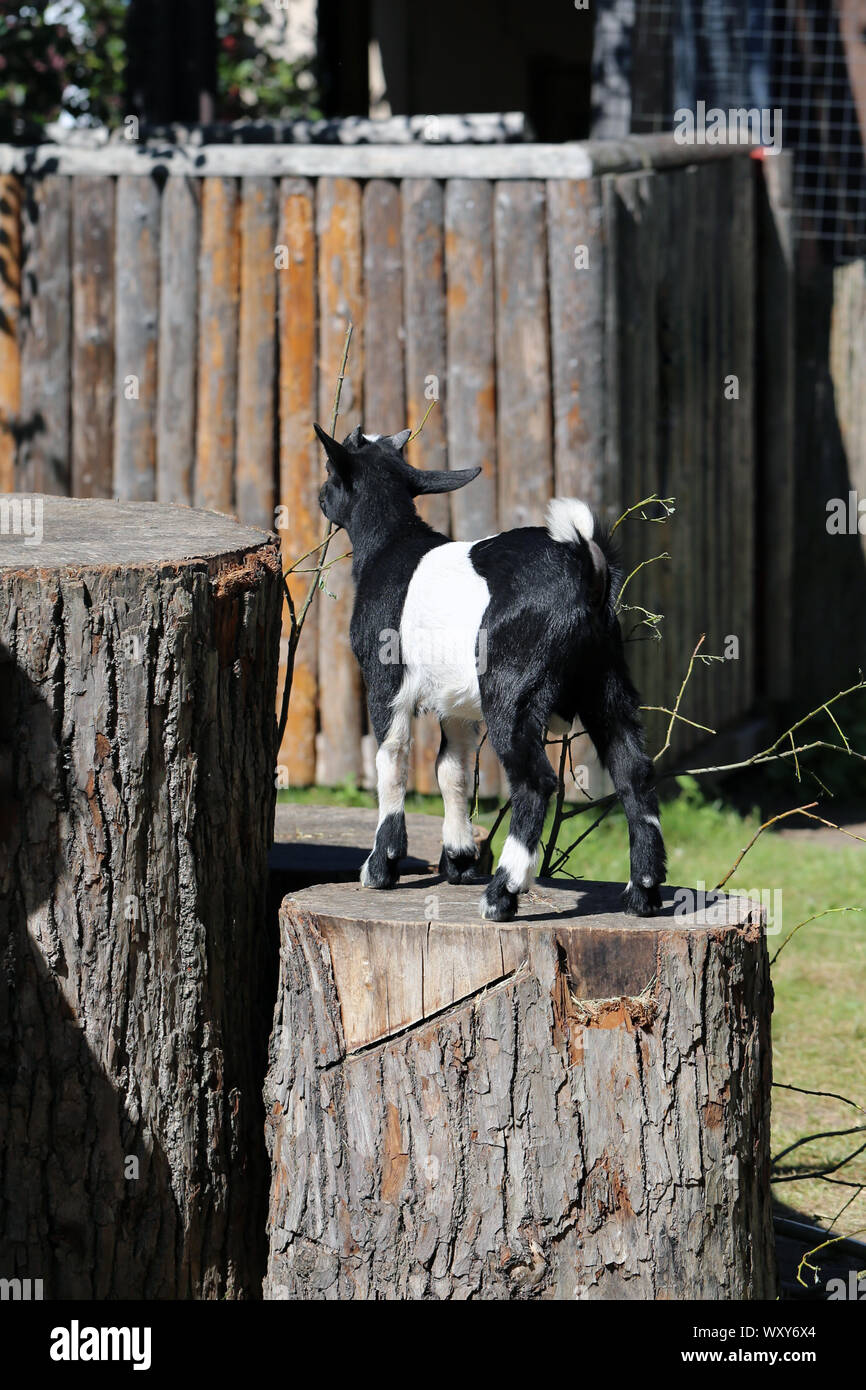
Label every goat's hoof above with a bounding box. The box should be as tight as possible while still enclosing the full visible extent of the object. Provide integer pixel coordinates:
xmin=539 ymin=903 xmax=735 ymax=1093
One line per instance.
xmin=360 ymin=854 xmax=399 ymax=890
xmin=479 ymin=883 xmax=518 ymax=922
xmin=623 ymin=880 xmax=663 ymax=917
xmin=439 ymin=846 xmax=484 ymax=885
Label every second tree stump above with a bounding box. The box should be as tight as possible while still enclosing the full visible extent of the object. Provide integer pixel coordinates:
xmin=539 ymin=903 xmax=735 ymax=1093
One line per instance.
xmin=264 ymin=875 xmax=777 ymax=1300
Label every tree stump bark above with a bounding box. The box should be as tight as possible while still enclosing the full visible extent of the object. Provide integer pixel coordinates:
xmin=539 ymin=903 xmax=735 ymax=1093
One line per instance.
xmin=0 ymin=496 xmax=282 ymax=1298
xmin=264 ymin=876 xmax=777 ymax=1300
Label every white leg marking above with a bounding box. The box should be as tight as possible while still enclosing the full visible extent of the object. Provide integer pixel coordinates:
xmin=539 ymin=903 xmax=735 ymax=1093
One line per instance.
xmin=436 ymin=721 xmax=476 ymax=854
xmin=498 ymin=834 xmax=537 ymax=894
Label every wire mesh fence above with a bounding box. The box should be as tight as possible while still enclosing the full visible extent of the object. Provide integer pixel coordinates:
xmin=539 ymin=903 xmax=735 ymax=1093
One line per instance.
xmin=626 ymin=0 xmax=866 ymax=260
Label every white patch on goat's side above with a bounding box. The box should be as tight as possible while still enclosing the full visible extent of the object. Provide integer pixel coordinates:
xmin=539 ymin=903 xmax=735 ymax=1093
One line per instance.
xmin=399 ymin=542 xmax=491 ymax=723
xmin=546 ymin=497 xmax=594 ymax=545
xmin=498 ymin=835 xmax=536 ymax=893
xmin=641 ymin=875 xmax=654 ymax=887
xmin=644 ymin=814 xmax=661 ymax=831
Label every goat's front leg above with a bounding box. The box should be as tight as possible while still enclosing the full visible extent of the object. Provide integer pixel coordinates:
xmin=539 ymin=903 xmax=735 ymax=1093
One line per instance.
xmin=362 ymin=714 xmax=410 ymax=889
xmin=436 ymin=719 xmax=483 ymax=884
xmin=480 ymin=733 xmax=557 ymax=921
xmin=578 ymin=666 xmax=666 ymax=916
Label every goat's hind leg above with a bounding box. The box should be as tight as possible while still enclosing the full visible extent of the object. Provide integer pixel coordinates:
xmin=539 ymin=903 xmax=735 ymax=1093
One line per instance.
xmin=578 ymin=667 xmax=666 ymax=916
xmin=436 ymin=719 xmax=483 ymax=884
xmin=362 ymin=710 xmax=410 ymax=890
xmin=480 ymin=728 xmax=557 ymax=922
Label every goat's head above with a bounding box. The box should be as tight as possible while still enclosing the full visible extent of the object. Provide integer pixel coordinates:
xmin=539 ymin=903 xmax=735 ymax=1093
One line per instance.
xmin=315 ymin=424 xmax=480 ymax=532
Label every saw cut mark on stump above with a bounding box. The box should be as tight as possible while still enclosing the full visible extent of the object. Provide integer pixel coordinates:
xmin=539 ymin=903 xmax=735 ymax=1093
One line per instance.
xmin=264 ymin=875 xmax=777 ymax=1300
xmin=0 ymin=495 xmax=282 ymax=1299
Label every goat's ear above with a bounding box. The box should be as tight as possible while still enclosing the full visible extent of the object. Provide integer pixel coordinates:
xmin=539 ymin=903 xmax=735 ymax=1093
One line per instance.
xmin=388 ymin=429 xmax=412 ymax=451
xmin=410 ymin=466 xmax=481 ymax=496
xmin=314 ymin=422 xmax=354 ymax=483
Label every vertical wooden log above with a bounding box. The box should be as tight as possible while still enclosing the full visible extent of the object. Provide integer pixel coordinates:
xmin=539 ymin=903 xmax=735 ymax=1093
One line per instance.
xmin=696 ymin=162 xmax=720 ymax=735
xmin=113 ymin=174 xmax=160 ymax=501
xmin=157 ymin=177 xmax=199 ymax=506
xmin=315 ymin=177 xmax=363 ymax=787
xmin=196 ymin=177 xmax=239 ymax=515
xmin=494 ymin=181 xmax=553 ymax=530
xmin=657 ymin=166 xmax=694 ymax=758
xmin=362 ymin=179 xmax=408 ymax=791
xmin=547 ymin=178 xmax=611 ymax=518
xmin=71 ymin=176 xmax=115 ymax=498
xmin=713 ymin=158 xmax=737 ymax=730
xmin=610 ymin=172 xmax=660 ymax=708
xmin=756 ymin=151 xmax=794 ymax=705
xmin=19 ymin=176 xmax=71 ymax=495
xmin=236 ymin=176 xmax=277 ymax=530
xmin=0 ymin=175 xmax=21 ymax=494
xmin=444 ymin=178 xmax=500 ymax=799
xmin=402 ymin=179 xmax=449 ymax=794
xmin=278 ymin=178 xmax=318 ymax=786
xmin=363 ymin=180 xmax=405 ymax=432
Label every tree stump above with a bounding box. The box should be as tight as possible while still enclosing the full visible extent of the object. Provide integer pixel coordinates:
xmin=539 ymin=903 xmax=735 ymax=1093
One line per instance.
xmin=264 ymin=875 xmax=777 ymax=1300
xmin=0 ymin=496 xmax=282 ymax=1298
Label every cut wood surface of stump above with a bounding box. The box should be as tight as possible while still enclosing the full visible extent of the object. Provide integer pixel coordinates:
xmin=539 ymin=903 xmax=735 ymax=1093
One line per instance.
xmin=0 ymin=495 xmax=282 ymax=1298
xmin=264 ymin=875 xmax=777 ymax=1300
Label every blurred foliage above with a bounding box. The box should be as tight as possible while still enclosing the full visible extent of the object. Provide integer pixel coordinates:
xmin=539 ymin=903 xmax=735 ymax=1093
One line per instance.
xmin=216 ymin=3 xmax=320 ymax=122
xmin=0 ymin=2 xmax=127 ymax=137
xmin=0 ymin=1 xmax=319 ymax=139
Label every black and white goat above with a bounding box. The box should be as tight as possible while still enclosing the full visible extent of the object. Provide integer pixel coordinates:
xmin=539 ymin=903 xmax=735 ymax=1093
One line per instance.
xmin=315 ymin=423 xmax=666 ymax=922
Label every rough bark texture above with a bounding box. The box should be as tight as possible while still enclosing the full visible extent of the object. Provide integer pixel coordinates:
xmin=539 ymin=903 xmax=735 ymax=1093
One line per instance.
xmin=264 ymin=877 xmax=776 ymax=1300
xmin=0 ymin=496 xmax=282 ymax=1298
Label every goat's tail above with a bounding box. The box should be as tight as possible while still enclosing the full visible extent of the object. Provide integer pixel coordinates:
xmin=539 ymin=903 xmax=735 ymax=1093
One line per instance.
xmin=545 ymin=497 xmax=620 ymax=612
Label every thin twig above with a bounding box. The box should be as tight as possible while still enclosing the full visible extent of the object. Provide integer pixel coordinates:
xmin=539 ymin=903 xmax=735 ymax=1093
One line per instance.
xmin=770 ymin=906 xmax=866 ymax=966
xmin=408 ymin=397 xmax=438 ymax=442
xmin=772 ymin=1082 xmax=865 ymax=1113
xmin=714 ymin=801 xmax=818 ymax=890
xmin=654 ymin=635 xmax=706 ymax=762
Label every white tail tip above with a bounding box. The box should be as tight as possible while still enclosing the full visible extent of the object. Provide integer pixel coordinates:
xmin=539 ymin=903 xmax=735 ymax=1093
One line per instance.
xmin=545 ymin=497 xmax=594 ymax=546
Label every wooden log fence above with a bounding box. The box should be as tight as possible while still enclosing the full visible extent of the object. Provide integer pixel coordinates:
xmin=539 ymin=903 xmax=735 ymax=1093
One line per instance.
xmin=0 ymin=136 xmax=792 ymax=790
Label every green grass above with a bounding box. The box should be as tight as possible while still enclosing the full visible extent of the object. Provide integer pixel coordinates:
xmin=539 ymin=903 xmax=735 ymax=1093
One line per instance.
xmin=278 ymin=779 xmax=866 ymax=1240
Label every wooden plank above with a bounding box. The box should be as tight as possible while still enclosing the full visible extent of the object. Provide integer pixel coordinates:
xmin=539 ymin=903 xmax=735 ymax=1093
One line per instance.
xmin=113 ymin=174 xmax=160 ymax=501
xmin=402 ymin=177 xmax=449 ymax=794
xmin=236 ymin=176 xmax=277 ymax=529
xmin=71 ymin=176 xmax=114 ymax=498
xmin=156 ymin=176 xmax=199 ymax=505
xmin=494 ymin=180 xmax=552 ymax=529
xmin=713 ymin=158 xmax=736 ymax=732
xmin=756 ymin=152 xmax=794 ymax=704
xmin=700 ymin=162 xmax=722 ymax=736
xmin=652 ymin=168 xmax=680 ymax=755
xmin=362 ymin=180 xmax=405 ymax=432
xmin=195 ymin=177 xmax=239 ymax=514
xmin=0 ymin=137 xmax=745 ymax=182
xmin=315 ymin=177 xmax=363 ymax=787
xmin=731 ymin=154 xmax=756 ymax=717
xmin=659 ymin=166 xmax=696 ymax=760
xmin=547 ymin=177 xmax=613 ymax=521
xmin=444 ymin=178 xmax=500 ymax=799
xmin=610 ymin=172 xmax=659 ymax=710
xmin=18 ymin=176 xmax=71 ymax=494
xmin=0 ymin=175 xmax=21 ymax=493
xmin=277 ymin=177 xmax=318 ymax=786
xmin=362 ymin=179 xmax=410 ymax=792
